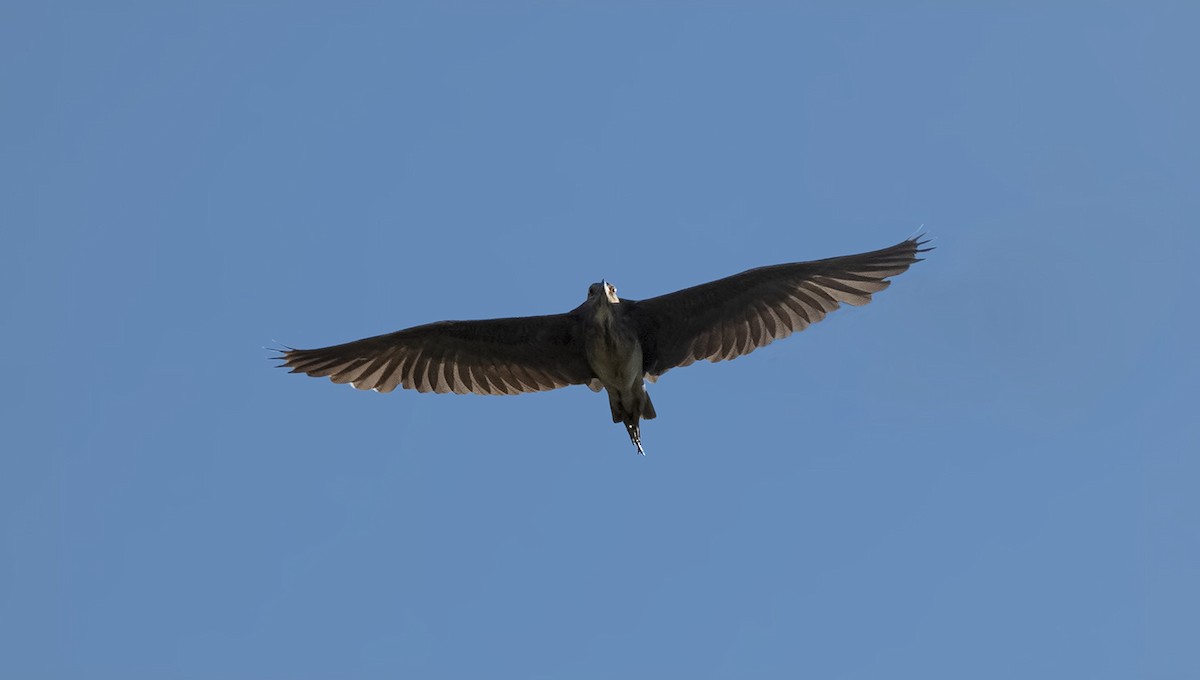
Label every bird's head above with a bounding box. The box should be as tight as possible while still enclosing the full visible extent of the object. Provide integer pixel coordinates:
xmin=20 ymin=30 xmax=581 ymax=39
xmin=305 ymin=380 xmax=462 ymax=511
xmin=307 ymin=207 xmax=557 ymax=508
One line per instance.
xmin=587 ymin=280 xmax=620 ymax=305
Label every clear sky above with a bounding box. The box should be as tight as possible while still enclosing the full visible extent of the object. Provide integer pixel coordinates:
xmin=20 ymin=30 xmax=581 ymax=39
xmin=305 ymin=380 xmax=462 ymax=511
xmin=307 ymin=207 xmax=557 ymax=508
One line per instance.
xmin=3 ymin=2 xmax=1197 ymax=678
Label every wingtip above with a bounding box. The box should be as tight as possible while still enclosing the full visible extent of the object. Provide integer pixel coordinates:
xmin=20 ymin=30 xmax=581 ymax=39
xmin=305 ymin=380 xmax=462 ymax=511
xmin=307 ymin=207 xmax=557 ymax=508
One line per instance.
xmin=265 ymin=340 xmax=297 ymax=363
xmin=910 ymin=231 xmax=935 ymax=253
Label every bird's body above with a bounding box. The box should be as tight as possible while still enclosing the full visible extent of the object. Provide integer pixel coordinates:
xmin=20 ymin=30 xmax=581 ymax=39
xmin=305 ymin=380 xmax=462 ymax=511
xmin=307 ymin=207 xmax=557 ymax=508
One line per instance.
xmin=582 ymin=283 xmax=656 ymax=453
xmin=277 ymin=236 xmax=930 ymax=454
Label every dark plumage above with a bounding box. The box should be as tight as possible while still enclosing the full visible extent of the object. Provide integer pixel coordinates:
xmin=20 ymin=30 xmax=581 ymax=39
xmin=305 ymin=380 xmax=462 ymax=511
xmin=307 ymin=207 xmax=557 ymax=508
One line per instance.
xmin=277 ymin=236 xmax=931 ymax=453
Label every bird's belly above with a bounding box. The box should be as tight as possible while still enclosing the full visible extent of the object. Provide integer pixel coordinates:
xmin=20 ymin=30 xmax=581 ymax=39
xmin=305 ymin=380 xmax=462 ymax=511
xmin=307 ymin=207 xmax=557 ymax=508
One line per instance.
xmin=587 ymin=336 xmax=643 ymax=390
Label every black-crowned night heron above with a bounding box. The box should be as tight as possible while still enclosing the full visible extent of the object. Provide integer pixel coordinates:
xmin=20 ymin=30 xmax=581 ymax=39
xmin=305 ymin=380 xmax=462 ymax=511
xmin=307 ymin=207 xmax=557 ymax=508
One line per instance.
xmin=276 ymin=236 xmax=930 ymax=454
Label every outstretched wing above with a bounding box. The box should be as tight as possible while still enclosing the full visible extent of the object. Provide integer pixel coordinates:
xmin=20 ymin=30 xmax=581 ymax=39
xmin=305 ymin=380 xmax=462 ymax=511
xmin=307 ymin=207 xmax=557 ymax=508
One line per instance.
xmin=277 ymin=313 xmax=594 ymax=395
xmin=631 ymin=236 xmax=930 ymax=377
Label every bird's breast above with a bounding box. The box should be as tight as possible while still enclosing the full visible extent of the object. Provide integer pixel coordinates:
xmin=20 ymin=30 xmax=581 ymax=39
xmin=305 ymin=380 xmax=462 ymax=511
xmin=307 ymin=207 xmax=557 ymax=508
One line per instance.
xmin=584 ymin=308 xmax=643 ymax=390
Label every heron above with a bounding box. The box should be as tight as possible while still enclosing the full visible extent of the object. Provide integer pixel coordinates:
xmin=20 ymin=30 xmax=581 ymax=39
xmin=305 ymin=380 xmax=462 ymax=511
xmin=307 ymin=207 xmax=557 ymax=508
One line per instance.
xmin=276 ymin=236 xmax=930 ymax=454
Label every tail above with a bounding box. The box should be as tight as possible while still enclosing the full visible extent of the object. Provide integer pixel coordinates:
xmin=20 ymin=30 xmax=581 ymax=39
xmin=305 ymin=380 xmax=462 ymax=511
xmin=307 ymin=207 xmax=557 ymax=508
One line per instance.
xmin=607 ymin=386 xmax=656 ymax=455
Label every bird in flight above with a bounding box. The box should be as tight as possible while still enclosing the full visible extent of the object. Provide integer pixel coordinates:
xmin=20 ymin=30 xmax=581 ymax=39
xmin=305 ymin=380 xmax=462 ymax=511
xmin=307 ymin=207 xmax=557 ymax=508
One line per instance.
xmin=276 ymin=236 xmax=930 ymax=454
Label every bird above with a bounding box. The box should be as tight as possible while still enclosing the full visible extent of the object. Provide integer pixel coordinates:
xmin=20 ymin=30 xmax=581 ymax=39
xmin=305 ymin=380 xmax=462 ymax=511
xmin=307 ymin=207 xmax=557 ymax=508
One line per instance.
xmin=276 ymin=236 xmax=930 ymax=454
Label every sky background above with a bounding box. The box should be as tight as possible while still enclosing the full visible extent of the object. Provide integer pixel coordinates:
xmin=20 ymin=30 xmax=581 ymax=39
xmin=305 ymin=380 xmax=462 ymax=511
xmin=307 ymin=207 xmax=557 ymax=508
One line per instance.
xmin=3 ymin=2 xmax=1197 ymax=678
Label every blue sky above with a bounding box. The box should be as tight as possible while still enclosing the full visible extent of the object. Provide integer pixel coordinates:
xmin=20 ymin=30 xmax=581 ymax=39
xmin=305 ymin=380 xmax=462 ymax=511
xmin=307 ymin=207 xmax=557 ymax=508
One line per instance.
xmin=3 ymin=2 xmax=1197 ymax=678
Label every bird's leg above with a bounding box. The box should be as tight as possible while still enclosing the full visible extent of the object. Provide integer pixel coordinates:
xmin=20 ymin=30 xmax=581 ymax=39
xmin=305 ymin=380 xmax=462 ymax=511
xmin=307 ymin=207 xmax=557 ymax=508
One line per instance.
xmin=626 ymin=422 xmax=645 ymax=456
